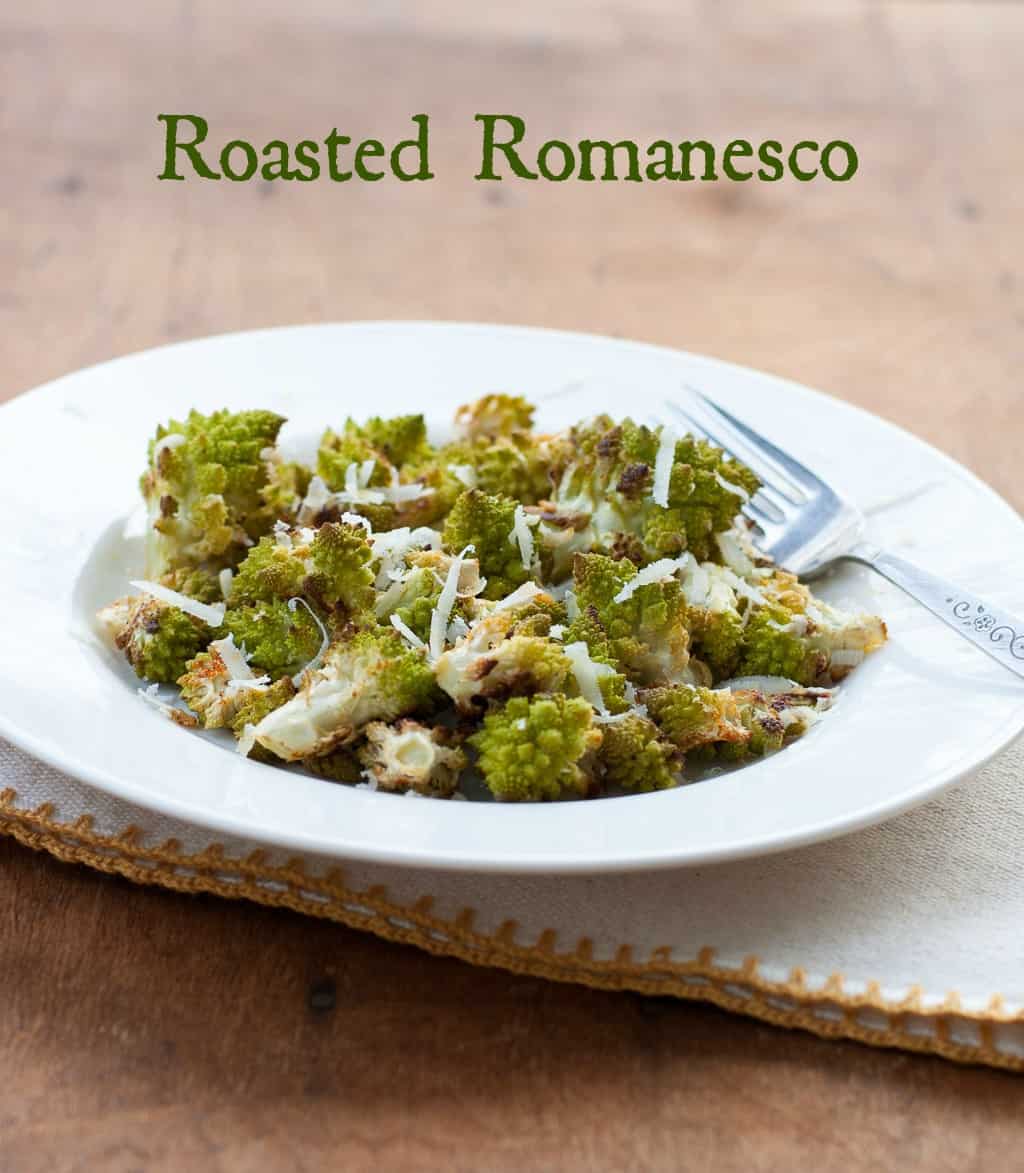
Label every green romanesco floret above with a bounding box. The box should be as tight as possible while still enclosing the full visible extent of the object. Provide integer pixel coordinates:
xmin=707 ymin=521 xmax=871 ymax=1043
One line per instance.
xmin=229 ymin=536 xmax=307 ymax=604
xmin=693 ymin=686 xmax=828 ymax=763
xmin=228 ymin=522 xmax=375 ymax=626
xmin=436 ymin=632 xmax=572 ymax=711
xmin=374 ymin=565 xmax=441 ymax=642
xmin=230 ymin=676 xmax=298 ymax=761
xmin=454 ymin=393 xmax=534 ymax=440
xmin=441 ymin=489 xmax=529 ymax=600
xmin=566 ymin=553 xmax=691 ymax=684
xmin=736 ymin=608 xmax=824 ymax=685
xmin=141 ymin=408 xmax=286 ymax=578
xmin=316 ymin=425 xmax=395 ymax=491
xmin=597 ymin=714 xmax=680 ymax=792
xmin=469 ymin=694 xmax=602 ymax=802
xmin=221 ymin=600 xmax=324 ymax=679
xmin=686 ymin=605 xmax=746 ymax=682
xmin=374 ymin=549 xmax=480 ymax=641
xmin=177 ymin=635 xmax=289 ymax=730
xmin=665 ymin=434 xmax=760 ymax=558
xmin=251 ymin=629 xmax=440 ymax=761
xmin=302 ymin=745 xmax=363 ymax=781
xmin=733 ymin=570 xmax=888 ymax=686
xmin=231 ymin=675 xmax=296 ymax=737
xmin=306 ymin=521 xmax=376 ymax=614
xmin=401 ymin=433 xmax=552 ymax=527
xmin=356 ymin=414 xmax=431 ymax=468
xmin=177 ymin=647 xmax=239 ymax=729
xmin=540 ymin=418 xmax=759 ymax=573
xmin=357 ymin=720 xmax=466 ymax=796
xmin=433 ymin=434 xmax=552 ymax=505
xmin=156 ymin=567 xmax=224 ymax=605
xmin=97 ymin=595 xmax=211 ymax=684
xmin=257 ymin=455 xmax=311 ymax=526
xmin=642 ymin=684 xmax=749 ymax=754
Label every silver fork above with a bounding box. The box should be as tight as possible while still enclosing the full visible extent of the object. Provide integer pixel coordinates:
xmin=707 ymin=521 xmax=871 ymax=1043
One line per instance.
xmin=666 ymin=389 xmax=1024 ymax=682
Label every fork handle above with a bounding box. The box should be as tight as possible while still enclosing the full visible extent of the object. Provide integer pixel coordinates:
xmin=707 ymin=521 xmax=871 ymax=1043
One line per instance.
xmin=846 ymin=543 xmax=1024 ymax=681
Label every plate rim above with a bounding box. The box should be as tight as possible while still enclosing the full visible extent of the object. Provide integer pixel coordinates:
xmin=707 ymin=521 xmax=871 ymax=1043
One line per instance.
xmin=2 ymin=318 xmax=1023 ymax=873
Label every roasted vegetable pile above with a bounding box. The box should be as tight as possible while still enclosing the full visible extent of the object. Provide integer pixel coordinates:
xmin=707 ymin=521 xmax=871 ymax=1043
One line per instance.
xmin=98 ymin=396 xmax=886 ymax=800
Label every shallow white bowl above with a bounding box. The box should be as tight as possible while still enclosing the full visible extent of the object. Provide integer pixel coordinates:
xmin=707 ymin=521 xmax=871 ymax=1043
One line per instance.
xmin=2 ymin=321 xmax=1023 ymax=872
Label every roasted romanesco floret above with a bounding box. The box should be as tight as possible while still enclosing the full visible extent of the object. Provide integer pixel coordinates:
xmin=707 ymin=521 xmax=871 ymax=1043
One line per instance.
xmin=566 ymin=553 xmax=691 ymax=685
xmin=454 ymin=393 xmax=534 ymax=440
xmin=302 ymin=745 xmax=363 ymax=781
xmin=229 ymin=522 xmax=375 ymax=621
xmin=356 ymin=414 xmax=432 ymax=468
xmin=251 ymin=628 xmax=440 ymax=761
xmin=177 ymin=635 xmax=279 ymax=730
xmin=98 ymin=595 xmax=211 ymax=683
xmin=735 ymin=571 xmax=888 ymax=686
xmin=597 ymin=714 xmax=680 ymax=792
xmin=686 ymin=685 xmax=830 ymax=764
xmin=218 ymin=521 xmax=375 ymax=678
xmin=358 ymin=720 xmax=466 ymax=796
xmin=536 ymin=417 xmax=759 ymax=576
xmin=141 ymin=408 xmax=286 ymax=579
xmin=641 ymin=684 xmax=749 ymax=754
xmin=441 ymin=489 xmax=530 ymax=600
xmin=221 ymin=601 xmax=323 ymax=680
xmin=469 ymin=694 xmax=601 ymax=801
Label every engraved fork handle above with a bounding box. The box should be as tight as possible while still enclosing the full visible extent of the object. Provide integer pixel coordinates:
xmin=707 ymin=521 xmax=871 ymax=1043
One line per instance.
xmin=845 ymin=542 xmax=1024 ymax=681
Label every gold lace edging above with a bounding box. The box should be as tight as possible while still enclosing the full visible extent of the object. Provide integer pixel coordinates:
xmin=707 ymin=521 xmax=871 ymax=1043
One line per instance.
xmin=1 ymin=787 xmax=1020 ymax=1073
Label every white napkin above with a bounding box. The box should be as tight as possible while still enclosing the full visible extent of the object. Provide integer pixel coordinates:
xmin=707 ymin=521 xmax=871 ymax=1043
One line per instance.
xmin=2 ymin=734 xmax=1022 ymax=1070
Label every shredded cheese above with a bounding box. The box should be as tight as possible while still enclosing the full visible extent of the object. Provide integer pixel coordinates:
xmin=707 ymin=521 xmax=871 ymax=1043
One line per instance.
xmin=137 ymin=683 xmax=177 ymax=718
xmin=563 ymin=641 xmax=614 ymax=714
xmin=429 ymin=544 xmax=473 ymax=661
xmin=612 ymin=557 xmax=690 ymax=605
xmin=288 ymin=597 xmax=330 ymax=684
xmin=510 ymin=504 xmax=536 ymax=570
xmin=718 ymin=675 xmax=800 ymax=694
xmin=342 ymin=512 xmax=373 ymax=533
xmin=715 ymin=530 xmax=756 ymax=579
xmin=565 ymin=589 xmax=579 ymax=621
xmin=713 ymin=469 xmax=751 ymax=502
xmin=491 ymin=581 xmax=549 ymax=613
xmin=722 ymin=571 xmax=769 ymax=608
xmin=129 ymin=580 xmax=226 ymax=627
xmin=390 ymin=613 xmax=426 ymax=650
xmin=448 ymin=463 xmax=478 ymax=489
xmin=219 ymin=568 xmax=234 ymax=601
xmin=371 ymin=526 xmax=442 ymax=588
xmin=652 ymin=426 xmax=676 ymax=508
xmin=209 ymin=635 xmax=253 ymax=682
xmin=296 ymin=475 xmax=331 ymax=524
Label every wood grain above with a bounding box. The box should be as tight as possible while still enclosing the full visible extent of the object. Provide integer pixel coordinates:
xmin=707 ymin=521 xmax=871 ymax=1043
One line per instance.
xmin=2 ymin=1 xmax=1023 ymax=1169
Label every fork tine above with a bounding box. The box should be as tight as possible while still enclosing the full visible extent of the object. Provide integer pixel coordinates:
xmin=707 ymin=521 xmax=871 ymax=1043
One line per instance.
xmin=666 ymin=400 xmax=806 ymax=504
xmin=741 ymin=504 xmax=785 ymax=540
xmin=746 ymin=492 xmax=787 ymax=524
xmin=687 ymin=388 xmax=828 ymax=494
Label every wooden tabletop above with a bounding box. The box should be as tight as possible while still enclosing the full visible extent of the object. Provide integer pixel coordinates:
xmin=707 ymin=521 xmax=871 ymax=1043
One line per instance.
xmin=3 ymin=2 xmax=1023 ymax=1168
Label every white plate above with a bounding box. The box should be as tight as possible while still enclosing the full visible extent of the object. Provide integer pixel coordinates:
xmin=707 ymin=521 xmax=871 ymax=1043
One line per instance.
xmin=2 ymin=322 xmax=1023 ymax=872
